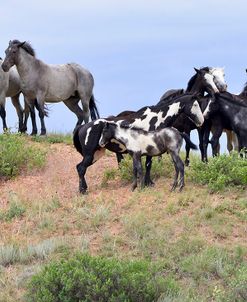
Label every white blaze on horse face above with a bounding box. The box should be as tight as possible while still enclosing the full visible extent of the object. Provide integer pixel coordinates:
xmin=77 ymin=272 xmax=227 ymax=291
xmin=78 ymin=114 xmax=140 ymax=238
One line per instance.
xmin=191 ymin=101 xmax=204 ymax=126
xmin=204 ymin=73 xmax=219 ymax=93
xmin=211 ymin=67 xmax=227 ymax=92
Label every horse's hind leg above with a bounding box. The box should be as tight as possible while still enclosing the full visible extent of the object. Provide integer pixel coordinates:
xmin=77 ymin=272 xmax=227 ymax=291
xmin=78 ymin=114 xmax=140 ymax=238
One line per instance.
xmin=170 ymin=152 xmax=181 ymax=191
xmin=36 ymin=105 xmax=46 ymax=135
xmin=0 ymin=97 xmax=7 ymax=131
xmin=63 ymin=98 xmax=84 ymax=127
xmin=27 ymin=100 xmax=38 ymax=136
xmin=144 ymin=156 xmax=154 ymax=186
xmin=76 ymin=155 xmax=94 ymax=194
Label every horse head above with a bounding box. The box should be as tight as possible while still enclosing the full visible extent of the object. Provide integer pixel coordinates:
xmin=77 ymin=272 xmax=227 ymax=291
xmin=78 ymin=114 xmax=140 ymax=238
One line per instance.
xmin=1 ymin=40 xmax=34 ymax=72
xmin=210 ymin=67 xmax=227 ymax=92
xmin=2 ymin=40 xmax=25 ymax=72
xmin=99 ymin=122 xmax=116 ymax=147
xmin=193 ymin=67 xmax=220 ymax=96
xmin=182 ymin=95 xmax=205 ymax=127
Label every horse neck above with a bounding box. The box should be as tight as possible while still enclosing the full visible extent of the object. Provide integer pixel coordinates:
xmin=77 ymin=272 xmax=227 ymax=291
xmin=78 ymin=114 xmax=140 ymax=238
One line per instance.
xmin=16 ymin=48 xmax=38 ymax=83
xmin=115 ymin=126 xmax=131 ymax=144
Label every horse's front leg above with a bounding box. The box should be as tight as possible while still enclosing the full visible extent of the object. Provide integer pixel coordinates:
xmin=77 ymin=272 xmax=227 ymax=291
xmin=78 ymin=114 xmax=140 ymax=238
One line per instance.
xmin=201 ymin=122 xmax=211 ymax=162
xmin=116 ymin=153 xmax=124 ymax=166
xmin=132 ymin=153 xmax=143 ymax=190
xmin=184 ymin=130 xmax=191 ymax=166
xmin=210 ymin=126 xmax=223 ymax=157
xmin=22 ymin=97 xmax=30 ymax=133
xmin=11 ymin=93 xmax=24 ymax=132
xmin=144 ymin=156 xmax=154 ymax=186
xmin=76 ymin=154 xmax=94 ymax=194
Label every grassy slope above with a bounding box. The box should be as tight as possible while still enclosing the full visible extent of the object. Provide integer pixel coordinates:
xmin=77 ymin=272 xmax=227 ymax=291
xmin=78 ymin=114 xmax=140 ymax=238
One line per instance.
xmin=0 ymin=135 xmax=246 ymax=301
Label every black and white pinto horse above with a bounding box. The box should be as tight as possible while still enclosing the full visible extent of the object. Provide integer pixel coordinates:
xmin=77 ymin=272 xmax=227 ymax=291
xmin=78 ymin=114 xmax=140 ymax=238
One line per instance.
xmin=112 ymin=67 xmax=226 ymax=166
xmin=73 ymin=94 xmax=204 ymax=194
xmin=99 ymin=122 xmax=197 ymax=192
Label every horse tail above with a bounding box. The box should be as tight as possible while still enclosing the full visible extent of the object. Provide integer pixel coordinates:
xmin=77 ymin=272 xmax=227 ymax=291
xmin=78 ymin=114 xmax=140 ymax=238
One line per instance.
xmin=180 ymin=132 xmax=198 ymax=150
xmin=73 ymin=125 xmax=83 ymax=155
xmin=34 ymin=99 xmax=49 ymax=117
xmin=89 ymin=95 xmax=100 ymax=120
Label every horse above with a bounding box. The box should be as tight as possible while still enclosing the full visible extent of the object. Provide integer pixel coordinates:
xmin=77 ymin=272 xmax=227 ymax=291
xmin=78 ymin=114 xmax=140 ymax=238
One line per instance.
xmin=2 ymin=40 xmax=100 ymax=135
xmin=203 ymin=89 xmax=247 ymax=155
xmin=99 ymin=122 xmax=197 ymax=192
xmin=0 ymin=57 xmax=29 ymax=132
xmin=112 ymin=67 xmax=226 ymax=166
xmin=73 ymin=93 xmax=204 ymax=194
xmin=158 ymin=67 xmax=227 ymax=165
xmin=210 ymin=70 xmax=247 ymax=155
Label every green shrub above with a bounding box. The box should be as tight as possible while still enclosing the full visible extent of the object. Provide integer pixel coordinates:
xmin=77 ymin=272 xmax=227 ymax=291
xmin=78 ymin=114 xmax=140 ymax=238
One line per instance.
xmin=26 ymin=253 xmax=166 ymax=302
xmin=0 ymin=200 xmax=26 ymax=221
xmin=0 ymin=132 xmax=46 ymax=178
xmin=188 ymin=152 xmax=247 ymax=192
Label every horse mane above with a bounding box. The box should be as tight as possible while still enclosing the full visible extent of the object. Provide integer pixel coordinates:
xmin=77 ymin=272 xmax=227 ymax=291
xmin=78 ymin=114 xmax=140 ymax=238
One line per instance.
xmin=218 ymin=92 xmax=247 ymax=107
xmin=12 ymin=40 xmax=36 ymax=57
xmin=186 ymin=74 xmax=197 ymax=91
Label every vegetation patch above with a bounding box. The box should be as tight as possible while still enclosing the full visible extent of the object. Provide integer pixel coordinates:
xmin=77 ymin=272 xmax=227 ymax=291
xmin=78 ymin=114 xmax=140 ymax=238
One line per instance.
xmin=188 ymin=152 xmax=247 ymax=192
xmin=31 ymin=132 xmax=72 ymax=145
xmin=0 ymin=132 xmax=47 ymax=178
xmin=26 ymin=253 xmax=166 ymax=302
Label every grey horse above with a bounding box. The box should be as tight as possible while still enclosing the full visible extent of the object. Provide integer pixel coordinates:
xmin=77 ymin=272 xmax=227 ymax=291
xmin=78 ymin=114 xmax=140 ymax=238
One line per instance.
xmin=0 ymin=57 xmax=29 ymax=132
xmin=2 ymin=40 xmax=99 ymax=135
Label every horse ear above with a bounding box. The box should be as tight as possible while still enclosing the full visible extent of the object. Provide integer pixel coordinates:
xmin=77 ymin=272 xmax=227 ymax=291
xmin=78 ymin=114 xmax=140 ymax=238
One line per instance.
xmin=18 ymin=41 xmax=26 ymax=48
xmin=194 ymin=67 xmax=200 ymax=74
xmin=9 ymin=40 xmax=11 ymax=45
xmin=245 ymin=68 xmax=247 ymax=74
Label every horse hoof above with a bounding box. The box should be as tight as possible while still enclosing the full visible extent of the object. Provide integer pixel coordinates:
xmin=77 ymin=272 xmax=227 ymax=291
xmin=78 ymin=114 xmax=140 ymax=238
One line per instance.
xmin=184 ymin=160 xmax=190 ymax=167
xmin=144 ymin=179 xmax=155 ymax=187
xmin=79 ymin=189 xmax=88 ymax=195
xmin=178 ymin=186 xmax=184 ymax=192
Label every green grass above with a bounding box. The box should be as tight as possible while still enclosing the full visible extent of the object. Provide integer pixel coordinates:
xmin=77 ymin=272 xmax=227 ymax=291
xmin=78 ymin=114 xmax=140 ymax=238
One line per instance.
xmin=0 ymin=132 xmax=47 ymax=178
xmin=30 ymin=132 xmax=72 ymax=144
xmin=188 ymin=151 xmax=247 ymax=192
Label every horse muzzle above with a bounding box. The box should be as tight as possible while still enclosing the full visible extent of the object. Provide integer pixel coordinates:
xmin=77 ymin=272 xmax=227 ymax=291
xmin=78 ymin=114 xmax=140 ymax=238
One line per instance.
xmin=1 ymin=63 xmax=9 ymax=72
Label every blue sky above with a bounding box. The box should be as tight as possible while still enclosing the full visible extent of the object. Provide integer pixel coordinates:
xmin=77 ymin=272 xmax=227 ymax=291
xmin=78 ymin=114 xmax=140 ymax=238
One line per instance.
xmin=1 ymin=0 xmax=247 ymax=151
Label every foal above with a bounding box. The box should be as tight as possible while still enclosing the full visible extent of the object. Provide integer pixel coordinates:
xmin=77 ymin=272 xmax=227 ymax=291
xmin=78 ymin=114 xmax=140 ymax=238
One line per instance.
xmin=99 ymin=122 xmax=197 ymax=192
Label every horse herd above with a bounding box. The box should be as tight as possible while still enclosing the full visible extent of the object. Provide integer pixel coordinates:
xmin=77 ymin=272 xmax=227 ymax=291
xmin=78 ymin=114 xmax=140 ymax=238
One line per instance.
xmin=1 ymin=39 xmax=247 ymax=193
